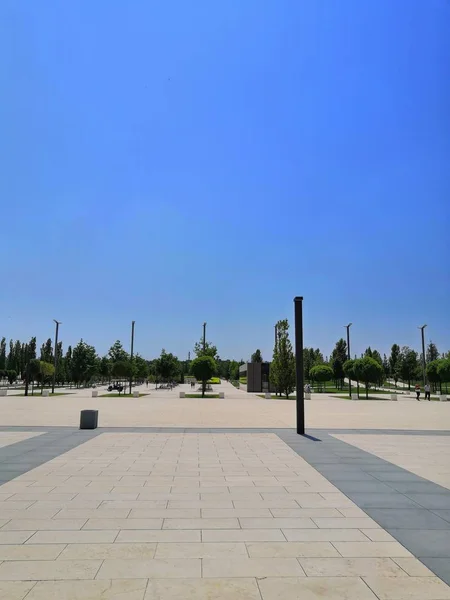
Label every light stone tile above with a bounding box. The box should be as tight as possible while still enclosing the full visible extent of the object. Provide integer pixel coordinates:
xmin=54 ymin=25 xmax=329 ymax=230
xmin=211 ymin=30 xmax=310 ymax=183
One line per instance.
xmin=155 ymin=542 xmax=247 ymax=558
xmin=9 ymin=494 xmax=76 ymax=502
xmin=2 ymin=519 xmax=87 ymax=531
xmin=240 ymin=518 xmax=316 ymax=529
xmin=0 ymin=532 xmax=36 ymax=545
xmin=0 ymin=581 xmax=36 ymax=599
xmin=53 ymin=509 xmax=131 ymax=519
xmin=59 ymin=543 xmax=156 ymax=560
xmin=363 ymin=576 xmax=450 ymax=600
xmin=361 ymin=529 xmax=397 ymax=542
xmin=201 ymin=508 xmax=272 ymax=518
xmin=115 ymin=530 xmax=201 ymax=542
xmin=26 ymin=578 xmax=147 ymax=600
xmin=300 ymin=557 xmax=407 ymax=577
xmin=97 ymin=558 xmax=201 ymax=579
xmin=393 ymin=557 xmax=436 ymax=576
xmin=163 ymin=518 xmax=239 ymax=529
xmin=100 ymin=501 xmax=168 ymax=509
xmin=233 ymin=499 xmax=300 ymax=508
xmin=332 ymin=541 xmax=412 ymax=558
xmin=83 ymin=518 xmax=162 ymax=530
xmin=129 ymin=509 xmax=200 ymax=519
xmin=203 ymin=556 xmax=305 ymax=577
xmin=202 ymin=529 xmax=285 ymax=542
xmin=270 ymin=508 xmax=342 ymax=518
xmin=312 ymin=518 xmax=380 ymax=529
xmin=247 ymin=542 xmax=339 ymax=558
xmin=283 ymin=529 xmax=369 ymax=542
xmin=0 ymin=559 xmax=102 ymax=581
xmin=338 ymin=507 xmax=370 ymax=518
xmin=0 ymin=508 xmax=59 ymax=520
xmin=0 ymin=544 xmax=65 ymax=560
xmin=144 ymin=577 xmax=261 ymax=600
xmin=25 ymin=530 xmax=118 ymax=544
xmin=168 ymin=500 xmax=233 ymax=508
xmin=0 ymin=502 xmax=35 ymax=511
xmin=258 ymin=576 xmax=379 ymax=599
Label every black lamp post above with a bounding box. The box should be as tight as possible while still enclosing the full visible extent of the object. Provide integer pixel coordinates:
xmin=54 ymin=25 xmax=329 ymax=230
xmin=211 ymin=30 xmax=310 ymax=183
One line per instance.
xmin=294 ymin=297 xmax=305 ymax=435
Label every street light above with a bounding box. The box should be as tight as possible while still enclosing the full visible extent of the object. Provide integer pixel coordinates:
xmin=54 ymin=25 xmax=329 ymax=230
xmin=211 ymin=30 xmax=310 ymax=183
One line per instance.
xmin=294 ymin=297 xmax=305 ymax=435
xmin=344 ymin=323 xmax=352 ymax=398
xmin=418 ymin=324 xmax=427 ymax=386
xmin=129 ymin=321 xmax=135 ymax=395
xmin=52 ymin=320 xmax=61 ymax=394
xmin=203 ymin=322 xmax=207 ymax=352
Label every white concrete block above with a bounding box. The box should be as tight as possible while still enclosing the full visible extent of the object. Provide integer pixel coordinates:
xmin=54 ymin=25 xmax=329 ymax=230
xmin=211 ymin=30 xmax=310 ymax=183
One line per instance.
xmin=133 ymin=391 xmax=139 ymax=398
xmin=0 ymin=389 xmax=7 ymax=396
xmin=440 ymin=395 xmax=448 ymax=402
xmin=92 ymin=390 xmax=98 ymax=398
xmin=391 ymin=394 xmax=398 ymax=401
xmin=265 ymin=393 xmax=271 ymax=399
xmin=179 ymin=391 xmax=185 ymax=398
xmin=42 ymin=390 xmax=49 ymax=397
xmin=305 ymin=393 xmax=311 ymax=400
xmin=219 ymin=392 xmax=225 ymax=399
xmin=351 ymin=394 xmax=358 ymax=400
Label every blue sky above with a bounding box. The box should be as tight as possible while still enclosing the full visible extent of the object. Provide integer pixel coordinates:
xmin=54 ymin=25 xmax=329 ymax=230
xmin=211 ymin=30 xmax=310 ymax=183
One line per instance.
xmin=1 ymin=0 xmax=449 ymax=362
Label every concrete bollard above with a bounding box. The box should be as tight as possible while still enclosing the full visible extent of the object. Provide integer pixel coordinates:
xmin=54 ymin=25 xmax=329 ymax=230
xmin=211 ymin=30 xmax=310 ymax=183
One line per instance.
xmin=42 ymin=390 xmax=49 ymax=397
xmin=351 ymin=394 xmax=358 ymax=400
xmin=305 ymin=393 xmax=311 ymax=400
xmin=391 ymin=394 xmax=398 ymax=401
xmin=0 ymin=390 xmax=7 ymax=397
xmin=92 ymin=390 xmax=98 ymax=398
xmin=179 ymin=391 xmax=185 ymax=398
xmin=133 ymin=391 xmax=139 ymax=398
xmin=80 ymin=410 xmax=98 ymax=429
xmin=265 ymin=392 xmax=271 ymax=399
xmin=440 ymin=395 xmax=448 ymax=402
xmin=219 ymin=392 xmax=225 ymax=399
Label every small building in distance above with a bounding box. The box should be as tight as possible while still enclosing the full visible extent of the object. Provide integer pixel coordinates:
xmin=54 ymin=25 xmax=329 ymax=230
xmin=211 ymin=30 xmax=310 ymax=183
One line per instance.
xmin=239 ymin=362 xmax=271 ymax=393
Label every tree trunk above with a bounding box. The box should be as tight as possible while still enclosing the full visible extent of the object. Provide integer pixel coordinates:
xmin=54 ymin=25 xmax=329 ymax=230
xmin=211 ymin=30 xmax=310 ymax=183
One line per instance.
xmin=366 ymin=384 xmax=368 ymax=399
xmin=202 ymin=380 xmax=206 ymax=398
xmin=357 ymin=381 xmax=359 ymax=398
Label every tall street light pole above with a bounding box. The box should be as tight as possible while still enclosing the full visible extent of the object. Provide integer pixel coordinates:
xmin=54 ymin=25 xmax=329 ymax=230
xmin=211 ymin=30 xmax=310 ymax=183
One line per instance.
xmin=294 ymin=297 xmax=305 ymax=435
xmin=52 ymin=320 xmax=61 ymax=394
xmin=344 ymin=323 xmax=352 ymax=398
xmin=129 ymin=321 xmax=135 ymax=395
xmin=418 ymin=324 xmax=427 ymax=387
xmin=203 ymin=322 xmax=207 ymax=352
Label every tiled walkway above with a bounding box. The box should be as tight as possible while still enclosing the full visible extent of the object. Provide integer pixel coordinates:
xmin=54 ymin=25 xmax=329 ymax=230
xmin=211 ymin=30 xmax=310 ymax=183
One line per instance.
xmin=0 ymin=432 xmax=449 ymax=599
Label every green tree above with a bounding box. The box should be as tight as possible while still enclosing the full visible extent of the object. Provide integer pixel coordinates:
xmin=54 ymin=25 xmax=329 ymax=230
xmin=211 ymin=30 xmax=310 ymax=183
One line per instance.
xmin=354 ymin=356 xmax=384 ymax=399
xmin=426 ymin=342 xmax=440 ymax=363
xmin=134 ymin=354 xmax=149 ymax=381
xmin=6 ymin=370 xmax=17 ymax=385
xmin=6 ymin=340 xmax=14 ymax=371
xmin=38 ymin=361 xmax=55 ymax=394
xmin=0 ymin=338 xmax=6 ymax=371
xmin=40 ymin=339 xmax=53 ymax=363
xmin=190 ymin=355 xmax=216 ymax=397
xmin=270 ymin=319 xmax=296 ymax=399
xmin=108 ymin=340 xmax=129 ymax=363
xmin=251 ymin=349 xmax=263 ymax=363
xmin=382 ymin=354 xmax=390 ymax=379
xmin=330 ymin=338 xmax=347 ymax=390
xmin=55 ymin=342 xmax=65 ymax=385
xmin=229 ymin=360 xmax=240 ymax=382
xmin=194 ymin=338 xmax=218 ymax=360
xmin=65 ymin=346 xmax=73 ymax=386
xmin=397 ymin=346 xmax=419 ymax=390
xmin=111 ymin=361 xmax=132 ymax=392
xmin=28 ymin=359 xmax=42 ymax=395
xmin=437 ymin=359 xmax=450 ymax=393
xmin=309 ymin=364 xmax=333 ymax=392
xmin=343 ymin=359 xmax=358 ymax=396
xmin=389 ymin=344 xmax=401 ymax=386
xmin=72 ymin=340 xmax=98 ymax=387
xmin=426 ymin=359 xmax=442 ymax=393
xmin=99 ymin=356 xmax=111 ymax=383
xmin=154 ymin=350 xmax=179 ymax=385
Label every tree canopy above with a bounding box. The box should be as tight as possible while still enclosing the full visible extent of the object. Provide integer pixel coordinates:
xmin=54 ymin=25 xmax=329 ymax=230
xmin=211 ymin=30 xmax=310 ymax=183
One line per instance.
xmin=190 ymin=355 xmax=216 ymax=397
xmin=270 ymin=319 xmax=296 ymax=399
xmin=251 ymin=349 xmax=263 ymax=363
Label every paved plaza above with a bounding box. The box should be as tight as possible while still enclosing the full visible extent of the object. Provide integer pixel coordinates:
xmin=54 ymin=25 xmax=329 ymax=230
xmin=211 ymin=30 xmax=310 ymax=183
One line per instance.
xmin=0 ymin=383 xmax=449 ymax=598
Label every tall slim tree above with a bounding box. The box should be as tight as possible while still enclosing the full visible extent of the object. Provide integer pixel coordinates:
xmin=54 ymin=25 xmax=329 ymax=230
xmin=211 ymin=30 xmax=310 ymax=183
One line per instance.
xmin=330 ymin=339 xmax=347 ymax=389
xmin=426 ymin=342 xmax=440 ymax=363
xmin=270 ymin=319 xmax=296 ymax=399
xmin=389 ymin=344 xmax=401 ymax=387
xmin=108 ymin=340 xmax=129 ymax=363
xmin=0 ymin=338 xmax=6 ymax=371
xmin=40 ymin=338 xmax=53 ymax=363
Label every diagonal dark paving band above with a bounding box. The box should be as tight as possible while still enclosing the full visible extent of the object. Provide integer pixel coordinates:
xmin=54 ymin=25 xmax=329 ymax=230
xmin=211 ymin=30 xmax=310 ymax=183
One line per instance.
xmin=0 ymin=426 xmax=450 ymax=585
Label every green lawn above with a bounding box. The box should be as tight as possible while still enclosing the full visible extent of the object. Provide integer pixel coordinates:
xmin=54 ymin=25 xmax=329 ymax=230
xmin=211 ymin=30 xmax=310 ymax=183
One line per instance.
xmin=333 ymin=393 xmax=440 ymax=401
xmin=100 ymin=393 xmax=149 ymax=398
xmin=185 ymin=394 xmax=220 ymax=398
xmin=16 ymin=392 xmax=71 ymax=397
xmin=258 ymin=394 xmax=296 ymax=400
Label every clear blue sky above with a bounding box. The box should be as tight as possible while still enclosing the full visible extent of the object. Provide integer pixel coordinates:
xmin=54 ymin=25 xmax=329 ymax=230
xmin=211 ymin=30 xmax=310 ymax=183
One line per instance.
xmin=1 ymin=0 xmax=449 ymax=362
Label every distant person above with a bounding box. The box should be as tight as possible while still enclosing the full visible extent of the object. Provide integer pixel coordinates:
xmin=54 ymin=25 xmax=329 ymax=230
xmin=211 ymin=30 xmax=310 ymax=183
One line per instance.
xmin=424 ymin=383 xmax=431 ymax=401
xmin=415 ymin=383 xmax=421 ymax=401
xmin=304 ymin=383 xmax=311 ymax=394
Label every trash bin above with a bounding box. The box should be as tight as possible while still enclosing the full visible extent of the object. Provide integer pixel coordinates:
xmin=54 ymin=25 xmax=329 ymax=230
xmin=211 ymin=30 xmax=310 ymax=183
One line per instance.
xmin=80 ymin=410 xmax=98 ymax=429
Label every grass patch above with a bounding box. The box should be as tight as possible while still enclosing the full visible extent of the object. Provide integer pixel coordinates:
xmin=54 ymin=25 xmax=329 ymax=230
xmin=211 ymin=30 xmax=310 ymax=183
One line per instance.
xmin=100 ymin=393 xmax=149 ymax=398
xmin=258 ymin=394 xmax=296 ymax=400
xmin=239 ymin=377 xmax=247 ymax=384
xmin=185 ymin=393 xmax=220 ymax=398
